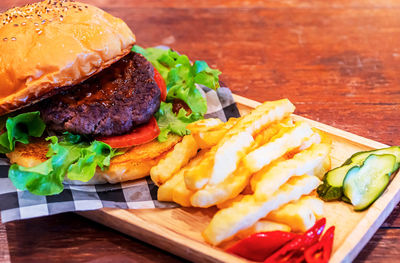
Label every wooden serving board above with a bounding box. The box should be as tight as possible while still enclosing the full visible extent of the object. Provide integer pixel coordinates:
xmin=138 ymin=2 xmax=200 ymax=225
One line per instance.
xmin=79 ymin=95 xmax=399 ymax=263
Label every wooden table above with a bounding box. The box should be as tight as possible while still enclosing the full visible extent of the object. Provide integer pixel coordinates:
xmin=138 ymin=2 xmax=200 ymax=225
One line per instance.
xmin=1 ymin=0 xmax=400 ymax=262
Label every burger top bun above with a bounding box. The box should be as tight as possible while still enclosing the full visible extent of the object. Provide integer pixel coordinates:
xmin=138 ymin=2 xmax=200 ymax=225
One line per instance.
xmin=0 ymin=0 xmax=136 ymax=115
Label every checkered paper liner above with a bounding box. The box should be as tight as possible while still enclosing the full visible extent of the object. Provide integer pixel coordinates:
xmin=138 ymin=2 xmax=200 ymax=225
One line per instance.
xmin=0 ymin=85 xmax=240 ymax=223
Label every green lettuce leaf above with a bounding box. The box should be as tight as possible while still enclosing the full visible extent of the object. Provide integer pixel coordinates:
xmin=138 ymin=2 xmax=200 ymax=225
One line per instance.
xmin=132 ymin=46 xmax=221 ymax=141
xmin=0 ymin=111 xmax=45 ymax=153
xmin=193 ymin=60 xmax=221 ymax=90
xmin=9 ymin=134 xmax=119 ymax=196
xmin=155 ymin=102 xmax=202 ymax=142
xmin=132 ymin=46 xmax=174 ymax=80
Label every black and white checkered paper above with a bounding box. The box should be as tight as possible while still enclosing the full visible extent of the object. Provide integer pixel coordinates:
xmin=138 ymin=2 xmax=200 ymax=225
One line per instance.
xmin=0 ymin=85 xmax=240 ymax=223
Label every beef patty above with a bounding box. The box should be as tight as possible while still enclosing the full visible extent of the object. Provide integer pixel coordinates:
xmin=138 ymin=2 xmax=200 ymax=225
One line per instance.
xmin=40 ymin=52 xmax=161 ymax=136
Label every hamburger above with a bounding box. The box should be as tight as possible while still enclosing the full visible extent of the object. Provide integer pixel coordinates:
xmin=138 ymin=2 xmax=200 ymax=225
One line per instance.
xmin=0 ymin=0 xmax=221 ymax=195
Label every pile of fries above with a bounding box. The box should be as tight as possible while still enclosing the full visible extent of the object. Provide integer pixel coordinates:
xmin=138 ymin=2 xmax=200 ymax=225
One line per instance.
xmin=150 ymin=99 xmax=331 ymax=245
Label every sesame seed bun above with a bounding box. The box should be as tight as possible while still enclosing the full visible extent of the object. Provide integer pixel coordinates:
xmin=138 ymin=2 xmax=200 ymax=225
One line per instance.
xmin=0 ymin=0 xmax=135 ymax=115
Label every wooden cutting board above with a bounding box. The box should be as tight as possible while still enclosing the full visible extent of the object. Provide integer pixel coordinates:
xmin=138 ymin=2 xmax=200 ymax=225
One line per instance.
xmin=79 ymin=95 xmax=399 ymax=263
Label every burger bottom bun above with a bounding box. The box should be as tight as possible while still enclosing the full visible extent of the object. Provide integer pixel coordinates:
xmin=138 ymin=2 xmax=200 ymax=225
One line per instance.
xmin=6 ymin=135 xmax=182 ymax=185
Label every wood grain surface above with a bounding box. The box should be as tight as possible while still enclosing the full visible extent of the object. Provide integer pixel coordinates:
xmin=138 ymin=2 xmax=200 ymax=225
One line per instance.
xmin=1 ymin=0 xmax=400 ymax=262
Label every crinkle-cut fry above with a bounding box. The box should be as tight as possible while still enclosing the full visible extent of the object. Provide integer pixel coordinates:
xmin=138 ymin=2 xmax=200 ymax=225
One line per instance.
xmin=224 ymin=117 xmax=240 ymax=129
xmin=312 ymin=150 xmax=332 ymax=180
xmin=209 ymin=131 xmax=254 ymax=185
xmin=317 ymin=129 xmax=333 ymax=145
xmin=191 ymin=117 xmax=239 ymax=149
xmin=157 ymin=150 xmax=207 ymax=202
xmin=186 ymin=118 xmax=224 ymax=133
xmin=191 ymin=120 xmax=298 ymax=207
xmin=250 ymin=118 xmax=293 ymax=152
xmin=193 ymin=129 xmax=226 ymax=149
xmin=298 ymin=132 xmax=321 ymax=151
xmin=244 ymin=122 xmax=314 ymax=173
xmin=186 ymin=99 xmax=295 ymax=189
xmin=157 ymin=170 xmax=182 ymax=202
xmin=252 ymin=143 xmax=331 ymax=199
xmin=172 ymin=174 xmax=195 ymax=207
xmin=184 ymin=131 xmax=254 ymax=190
xmin=190 ymin=164 xmax=251 ymax=208
xmin=226 ymin=99 xmax=295 ymax=136
xmin=184 ymin=147 xmax=216 ymax=190
xmin=203 ymin=175 xmax=320 ymax=245
xmin=282 ymin=132 xmax=321 ymax=160
xmin=305 ymin=195 xmax=324 ymax=218
xmin=191 ymin=120 xmax=293 ymax=208
xmin=237 ymin=220 xmax=291 ymax=239
xmin=217 ymin=194 xmax=245 ymax=209
xmin=266 ymin=195 xmax=324 ymax=232
xmin=150 ymin=135 xmax=198 ymax=186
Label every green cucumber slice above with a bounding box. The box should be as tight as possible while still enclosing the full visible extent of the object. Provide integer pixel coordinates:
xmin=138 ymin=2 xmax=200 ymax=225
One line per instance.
xmin=344 ymin=146 xmax=400 ymax=169
xmin=317 ymin=146 xmax=400 ymax=201
xmin=317 ymin=164 xmax=352 ymax=201
xmin=343 ymin=154 xmax=396 ymax=211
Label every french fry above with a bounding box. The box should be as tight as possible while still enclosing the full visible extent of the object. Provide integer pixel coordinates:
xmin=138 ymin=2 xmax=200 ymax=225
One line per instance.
xmin=183 ymin=148 xmax=217 ymax=190
xmin=217 ymin=194 xmax=245 ymax=209
xmin=317 ymin=129 xmax=333 ymax=145
xmin=192 ymin=129 xmax=227 ymax=149
xmin=237 ymin=220 xmax=291 ymax=239
xmin=244 ymin=122 xmax=314 ymax=173
xmin=298 ymin=132 xmax=321 ymax=151
xmin=190 ymin=164 xmax=251 ymax=208
xmin=184 ymin=99 xmax=295 ymax=190
xmin=172 ymin=174 xmax=195 ymax=207
xmin=203 ymin=175 xmax=320 ymax=245
xmin=150 ymin=135 xmax=198 ymax=186
xmin=227 ymin=99 xmax=295 ymax=136
xmin=191 ymin=120 xmax=295 ymax=207
xmin=186 ymin=118 xmax=224 ymax=134
xmin=209 ymin=132 xmax=254 ymax=185
xmin=191 ymin=118 xmax=239 ymax=149
xmin=266 ymin=196 xmax=324 ymax=232
xmin=250 ymin=118 xmax=293 ymax=152
xmin=306 ymin=196 xmax=324 ymax=218
xmin=157 ymin=169 xmax=182 ymax=202
xmin=184 ymin=132 xmax=254 ymax=190
xmin=252 ymin=143 xmax=331 ymax=199
xmin=157 ymin=150 xmax=207 ymax=202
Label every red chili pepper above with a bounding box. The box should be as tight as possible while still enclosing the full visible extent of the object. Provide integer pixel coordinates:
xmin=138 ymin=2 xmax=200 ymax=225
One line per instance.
xmin=226 ymin=231 xmax=298 ymax=262
xmin=304 ymin=226 xmax=335 ymax=263
xmin=264 ymin=218 xmax=326 ymax=263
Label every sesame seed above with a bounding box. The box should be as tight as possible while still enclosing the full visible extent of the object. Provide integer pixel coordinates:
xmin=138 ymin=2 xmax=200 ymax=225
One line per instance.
xmin=3 ymin=38 xmax=7 ymax=41
xmin=11 ymin=37 xmax=16 ymax=41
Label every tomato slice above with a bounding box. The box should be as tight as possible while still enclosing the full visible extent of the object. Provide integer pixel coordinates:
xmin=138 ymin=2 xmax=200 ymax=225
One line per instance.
xmin=97 ymin=117 xmax=160 ymax=148
xmin=154 ymin=68 xmax=167 ymax=101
